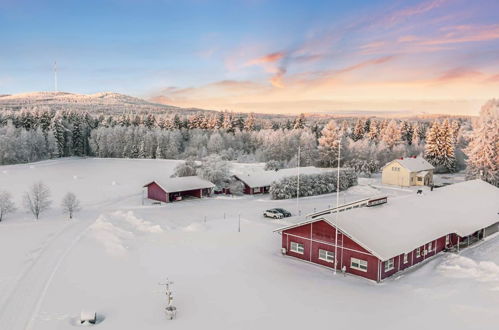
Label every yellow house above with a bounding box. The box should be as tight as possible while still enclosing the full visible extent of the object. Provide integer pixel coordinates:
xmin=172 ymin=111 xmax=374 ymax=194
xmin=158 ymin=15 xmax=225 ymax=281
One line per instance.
xmin=381 ymin=156 xmax=434 ymax=187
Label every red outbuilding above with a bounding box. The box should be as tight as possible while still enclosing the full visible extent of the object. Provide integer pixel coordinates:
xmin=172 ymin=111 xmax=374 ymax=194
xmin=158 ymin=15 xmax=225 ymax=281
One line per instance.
xmin=275 ymin=180 xmax=499 ymax=282
xmin=144 ymin=176 xmax=215 ymax=203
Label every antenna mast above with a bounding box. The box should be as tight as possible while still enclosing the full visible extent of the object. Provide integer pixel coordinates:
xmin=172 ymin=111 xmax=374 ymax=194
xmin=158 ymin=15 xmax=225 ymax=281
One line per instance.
xmin=54 ymin=61 xmax=58 ymax=92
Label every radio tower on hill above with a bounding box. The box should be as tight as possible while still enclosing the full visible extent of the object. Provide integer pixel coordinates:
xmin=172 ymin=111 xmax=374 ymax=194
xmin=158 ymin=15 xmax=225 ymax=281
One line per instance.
xmin=54 ymin=61 xmax=58 ymax=92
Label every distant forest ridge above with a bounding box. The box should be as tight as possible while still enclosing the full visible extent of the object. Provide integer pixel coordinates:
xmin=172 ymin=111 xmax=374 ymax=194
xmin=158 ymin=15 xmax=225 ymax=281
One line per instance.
xmin=0 ymin=91 xmax=472 ymax=121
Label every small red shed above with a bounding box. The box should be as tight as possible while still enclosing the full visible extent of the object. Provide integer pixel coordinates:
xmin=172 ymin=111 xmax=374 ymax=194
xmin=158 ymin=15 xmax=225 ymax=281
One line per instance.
xmin=144 ymin=176 xmax=215 ymax=203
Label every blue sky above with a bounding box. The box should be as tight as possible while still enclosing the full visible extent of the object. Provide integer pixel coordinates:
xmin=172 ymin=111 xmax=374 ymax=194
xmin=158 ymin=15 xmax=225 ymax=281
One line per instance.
xmin=1 ymin=0 xmax=499 ymax=114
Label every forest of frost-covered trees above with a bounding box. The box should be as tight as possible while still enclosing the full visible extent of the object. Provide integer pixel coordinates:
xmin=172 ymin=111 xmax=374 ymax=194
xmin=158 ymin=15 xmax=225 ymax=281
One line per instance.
xmin=0 ymin=101 xmax=497 ymax=186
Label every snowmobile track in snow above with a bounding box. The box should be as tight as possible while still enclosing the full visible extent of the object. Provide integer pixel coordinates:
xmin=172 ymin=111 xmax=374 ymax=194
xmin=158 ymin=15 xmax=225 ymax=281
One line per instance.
xmin=0 ymin=219 xmax=92 ymax=330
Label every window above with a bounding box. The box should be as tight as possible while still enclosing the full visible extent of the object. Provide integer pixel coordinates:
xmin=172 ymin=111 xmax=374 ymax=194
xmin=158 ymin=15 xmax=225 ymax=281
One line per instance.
xmin=428 ymin=242 xmax=433 ymax=252
xmin=384 ymin=258 xmax=395 ymax=272
xmin=445 ymin=235 xmax=450 ymax=246
xmin=416 ymin=248 xmax=421 ymax=258
xmin=318 ymin=249 xmax=334 ymax=263
xmin=417 ymin=177 xmax=423 ymax=182
xmin=392 ymin=166 xmax=400 ymax=172
xmin=350 ymin=258 xmax=368 ymax=272
xmin=403 ymin=253 xmax=408 ymax=264
xmin=253 ymin=187 xmax=261 ymax=193
xmin=290 ymin=242 xmax=304 ymax=254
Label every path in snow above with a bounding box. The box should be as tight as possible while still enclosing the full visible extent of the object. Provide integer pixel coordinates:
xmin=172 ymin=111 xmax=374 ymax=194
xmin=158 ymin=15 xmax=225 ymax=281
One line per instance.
xmin=0 ymin=219 xmax=91 ymax=330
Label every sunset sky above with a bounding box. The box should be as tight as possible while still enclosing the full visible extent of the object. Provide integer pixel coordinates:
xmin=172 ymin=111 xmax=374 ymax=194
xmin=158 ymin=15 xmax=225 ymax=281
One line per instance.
xmin=1 ymin=0 xmax=499 ymax=114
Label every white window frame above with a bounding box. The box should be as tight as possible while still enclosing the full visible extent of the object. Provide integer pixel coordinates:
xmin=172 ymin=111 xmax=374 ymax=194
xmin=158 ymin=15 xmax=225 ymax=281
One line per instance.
xmin=253 ymin=187 xmax=261 ymax=193
xmin=416 ymin=247 xmax=421 ymax=258
xmin=350 ymin=257 xmax=368 ymax=272
xmin=384 ymin=258 xmax=395 ymax=272
xmin=318 ymin=249 xmax=334 ymax=263
xmin=445 ymin=235 xmax=450 ymax=246
xmin=428 ymin=242 xmax=433 ymax=252
xmin=290 ymin=241 xmax=304 ymax=254
xmin=403 ymin=253 xmax=408 ymax=264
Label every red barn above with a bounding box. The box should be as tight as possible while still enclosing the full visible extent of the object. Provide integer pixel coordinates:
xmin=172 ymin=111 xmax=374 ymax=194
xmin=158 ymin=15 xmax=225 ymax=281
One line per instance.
xmin=275 ymin=180 xmax=499 ymax=282
xmin=144 ymin=176 xmax=215 ymax=203
xmin=234 ymin=167 xmax=333 ymax=194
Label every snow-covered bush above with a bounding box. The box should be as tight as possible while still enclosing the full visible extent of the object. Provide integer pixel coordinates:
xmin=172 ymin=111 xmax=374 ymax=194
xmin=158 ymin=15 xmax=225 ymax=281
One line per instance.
xmin=171 ymin=158 xmax=198 ymax=177
xmin=270 ymin=169 xmax=358 ymax=200
xmin=264 ymin=160 xmax=282 ymax=171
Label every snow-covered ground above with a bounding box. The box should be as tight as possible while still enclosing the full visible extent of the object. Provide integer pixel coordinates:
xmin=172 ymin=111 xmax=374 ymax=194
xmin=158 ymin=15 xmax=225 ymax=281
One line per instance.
xmin=0 ymin=158 xmax=497 ymax=330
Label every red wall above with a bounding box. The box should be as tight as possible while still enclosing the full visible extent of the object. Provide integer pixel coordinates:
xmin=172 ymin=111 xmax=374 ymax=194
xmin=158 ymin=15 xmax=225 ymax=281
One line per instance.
xmin=147 ymin=182 xmax=167 ymax=203
xmin=282 ymin=221 xmax=379 ymax=281
xmin=282 ymin=220 xmax=457 ymax=282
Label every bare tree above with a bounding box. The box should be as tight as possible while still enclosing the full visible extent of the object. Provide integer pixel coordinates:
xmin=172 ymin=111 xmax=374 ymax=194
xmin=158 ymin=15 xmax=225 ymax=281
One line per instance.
xmin=0 ymin=191 xmax=16 ymax=222
xmin=61 ymin=192 xmax=80 ymax=219
xmin=23 ymin=182 xmax=52 ymax=220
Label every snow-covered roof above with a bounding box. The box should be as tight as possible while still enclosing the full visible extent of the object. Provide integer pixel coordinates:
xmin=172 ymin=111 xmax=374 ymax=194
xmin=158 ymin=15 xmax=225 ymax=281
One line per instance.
xmin=234 ymin=167 xmax=335 ymax=188
xmin=144 ymin=176 xmax=215 ymax=193
xmin=277 ymin=180 xmax=499 ymax=261
xmin=384 ymin=156 xmax=434 ymax=172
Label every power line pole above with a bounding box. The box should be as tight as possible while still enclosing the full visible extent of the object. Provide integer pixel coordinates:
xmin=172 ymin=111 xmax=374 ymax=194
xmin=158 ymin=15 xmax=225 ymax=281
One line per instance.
xmin=296 ymin=145 xmax=300 ymax=215
xmin=334 ymin=137 xmax=341 ymax=275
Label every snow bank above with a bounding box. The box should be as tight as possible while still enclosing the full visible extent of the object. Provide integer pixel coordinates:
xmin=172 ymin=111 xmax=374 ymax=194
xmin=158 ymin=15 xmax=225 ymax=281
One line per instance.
xmin=89 ymin=216 xmax=133 ymax=257
xmin=438 ymin=254 xmax=499 ymax=283
xmin=112 ymin=210 xmax=163 ymax=233
xmin=89 ymin=211 xmax=163 ymax=256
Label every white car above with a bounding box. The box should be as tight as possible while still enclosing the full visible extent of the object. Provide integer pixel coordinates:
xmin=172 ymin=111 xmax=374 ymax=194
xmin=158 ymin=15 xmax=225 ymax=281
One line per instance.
xmin=263 ymin=209 xmax=284 ymax=219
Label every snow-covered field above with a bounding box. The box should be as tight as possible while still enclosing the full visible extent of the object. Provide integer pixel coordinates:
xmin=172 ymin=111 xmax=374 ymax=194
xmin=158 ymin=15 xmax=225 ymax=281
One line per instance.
xmin=0 ymin=158 xmax=498 ymax=330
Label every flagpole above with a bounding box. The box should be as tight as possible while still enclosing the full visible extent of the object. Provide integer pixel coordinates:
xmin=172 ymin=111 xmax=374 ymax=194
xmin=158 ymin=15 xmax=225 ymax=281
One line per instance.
xmin=334 ymin=137 xmax=341 ymax=274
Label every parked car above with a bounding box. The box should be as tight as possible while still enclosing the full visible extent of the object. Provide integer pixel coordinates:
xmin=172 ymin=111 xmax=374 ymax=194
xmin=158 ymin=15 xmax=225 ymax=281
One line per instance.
xmin=274 ymin=208 xmax=292 ymax=217
xmin=263 ymin=209 xmax=284 ymax=219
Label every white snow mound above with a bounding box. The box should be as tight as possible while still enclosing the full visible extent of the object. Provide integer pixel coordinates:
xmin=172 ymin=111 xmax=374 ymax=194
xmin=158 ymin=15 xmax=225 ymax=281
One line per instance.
xmin=438 ymin=254 xmax=499 ymax=283
xmin=90 ymin=216 xmax=134 ymax=257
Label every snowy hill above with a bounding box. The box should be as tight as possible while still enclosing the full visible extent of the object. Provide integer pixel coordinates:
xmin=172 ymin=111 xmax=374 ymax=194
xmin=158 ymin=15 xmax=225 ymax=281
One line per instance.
xmin=0 ymin=91 xmax=212 ymax=115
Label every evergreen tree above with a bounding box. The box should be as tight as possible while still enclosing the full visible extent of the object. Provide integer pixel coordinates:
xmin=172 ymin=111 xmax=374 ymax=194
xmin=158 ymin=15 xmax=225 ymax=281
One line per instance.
xmin=465 ymin=100 xmax=499 ymax=186
xmin=293 ymin=113 xmax=305 ymax=129
xmin=380 ymin=120 xmax=401 ymax=150
xmin=318 ymin=120 xmax=341 ymax=166
xmin=244 ymin=113 xmax=255 ymax=131
xmin=351 ymin=119 xmax=365 ymax=141
xmin=424 ymin=120 xmax=456 ymax=173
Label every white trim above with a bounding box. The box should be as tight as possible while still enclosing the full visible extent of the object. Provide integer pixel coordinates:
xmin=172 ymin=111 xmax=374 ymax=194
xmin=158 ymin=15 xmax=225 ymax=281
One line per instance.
xmin=284 ymin=232 xmax=375 ymax=257
xmin=318 ymin=249 xmax=335 ymax=263
xmin=384 ymin=258 xmax=395 ymax=272
xmin=350 ymin=257 xmax=368 ymax=272
xmin=290 ymin=241 xmax=304 ymax=254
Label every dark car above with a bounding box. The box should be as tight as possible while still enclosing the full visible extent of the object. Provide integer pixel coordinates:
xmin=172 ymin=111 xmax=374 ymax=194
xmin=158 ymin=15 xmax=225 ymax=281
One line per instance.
xmin=274 ymin=208 xmax=292 ymax=217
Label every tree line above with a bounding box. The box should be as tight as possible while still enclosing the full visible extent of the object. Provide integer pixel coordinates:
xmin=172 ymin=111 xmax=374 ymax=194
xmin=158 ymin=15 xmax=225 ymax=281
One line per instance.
xmin=0 ymin=100 xmax=497 ymax=187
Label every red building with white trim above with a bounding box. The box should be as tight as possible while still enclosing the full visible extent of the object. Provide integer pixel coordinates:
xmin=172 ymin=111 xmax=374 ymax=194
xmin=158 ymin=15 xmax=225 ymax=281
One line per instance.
xmin=275 ymin=180 xmax=499 ymax=282
xmin=144 ymin=176 xmax=215 ymax=203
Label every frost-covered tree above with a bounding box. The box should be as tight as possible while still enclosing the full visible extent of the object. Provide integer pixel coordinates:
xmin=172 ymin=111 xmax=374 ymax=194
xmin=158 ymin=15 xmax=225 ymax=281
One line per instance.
xmin=380 ymin=120 xmax=401 ymax=150
xmin=465 ymin=100 xmax=499 ymax=186
xmin=196 ymin=154 xmax=231 ymax=189
xmin=265 ymin=160 xmax=282 ymax=171
xmin=244 ymin=113 xmax=255 ymax=131
xmin=351 ymin=119 xmax=365 ymax=141
xmin=61 ymin=192 xmax=80 ymax=219
xmin=425 ymin=120 xmax=456 ymax=173
xmin=318 ymin=120 xmax=341 ymax=166
xmin=293 ymin=113 xmax=306 ymax=129
xmin=172 ymin=158 xmax=198 ymax=177
xmin=23 ymin=181 xmax=52 ymax=220
xmin=0 ymin=191 xmax=16 ymax=222
xmin=367 ymin=120 xmax=379 ymax=142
